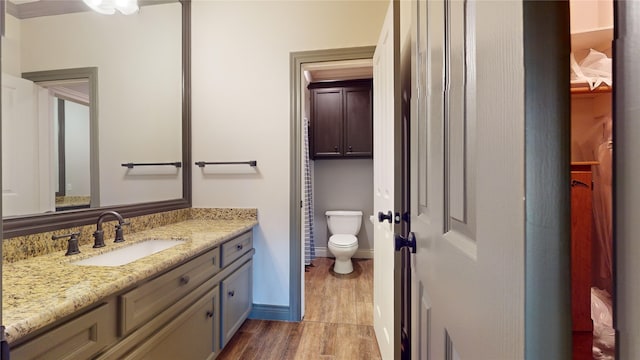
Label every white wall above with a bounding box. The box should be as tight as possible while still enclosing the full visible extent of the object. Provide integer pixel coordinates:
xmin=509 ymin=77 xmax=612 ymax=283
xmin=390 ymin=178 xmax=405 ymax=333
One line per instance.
xmin=192 ymin=0 xmax=388 ymax=307
xmin=17 ymin=3 xmax=182 ymax=207
xmin=1 ymin=14 xmax=21 ymax=77
xmin=313 ymin=159 xmax=374 ymax=256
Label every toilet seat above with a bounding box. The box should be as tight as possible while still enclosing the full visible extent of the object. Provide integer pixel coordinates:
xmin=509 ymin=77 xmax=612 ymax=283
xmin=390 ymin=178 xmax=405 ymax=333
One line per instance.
xmin=329 ymin=234 xmax=357 ymax=247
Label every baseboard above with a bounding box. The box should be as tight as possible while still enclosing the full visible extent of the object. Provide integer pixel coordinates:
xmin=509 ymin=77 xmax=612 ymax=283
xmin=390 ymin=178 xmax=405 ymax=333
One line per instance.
xmin=248 ymin=304 xmax=291 ymax=321
xmin=312 ymin=246 xmax=374 ymax=259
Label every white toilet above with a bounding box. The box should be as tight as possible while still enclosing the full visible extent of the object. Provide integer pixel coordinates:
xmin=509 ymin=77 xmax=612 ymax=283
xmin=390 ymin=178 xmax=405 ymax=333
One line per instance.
xmin=325 ymin=210 xmax=362 ymax=274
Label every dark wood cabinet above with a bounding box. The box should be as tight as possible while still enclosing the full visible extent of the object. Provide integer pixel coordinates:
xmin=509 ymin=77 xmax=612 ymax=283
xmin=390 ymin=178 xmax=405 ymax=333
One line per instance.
xmin=309 ymin=79 xmax=372 ymax=159
xmin=570 ymin=163 xmax=594 ymax=360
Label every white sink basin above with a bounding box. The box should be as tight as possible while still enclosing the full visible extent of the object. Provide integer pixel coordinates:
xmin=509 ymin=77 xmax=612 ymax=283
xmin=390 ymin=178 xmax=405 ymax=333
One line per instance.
xmin=71 ymin=239 xmax=185 ymax=267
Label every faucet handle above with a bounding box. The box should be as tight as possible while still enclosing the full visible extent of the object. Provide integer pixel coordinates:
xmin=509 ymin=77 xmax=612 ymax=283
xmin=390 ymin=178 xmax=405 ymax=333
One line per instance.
xmin=114 ymin=222 xmax=130 ymax=243
xmin=52 ymin=232 xmax=81 ymax=256
xmin=93 ymin=229 xmax=105 ymax=248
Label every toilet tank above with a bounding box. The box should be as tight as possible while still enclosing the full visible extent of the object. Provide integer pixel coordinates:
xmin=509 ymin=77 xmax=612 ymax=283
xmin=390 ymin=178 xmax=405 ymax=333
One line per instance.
xmin=325 ymin=210 xmax=363 ymax=235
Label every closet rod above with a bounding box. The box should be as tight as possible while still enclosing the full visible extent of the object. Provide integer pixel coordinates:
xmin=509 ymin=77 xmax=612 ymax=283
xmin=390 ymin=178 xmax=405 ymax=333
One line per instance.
xmin=195 ymin=161 xmax=257 ymax=168
xmin=121 ymin=162 xmax=182 ymax=169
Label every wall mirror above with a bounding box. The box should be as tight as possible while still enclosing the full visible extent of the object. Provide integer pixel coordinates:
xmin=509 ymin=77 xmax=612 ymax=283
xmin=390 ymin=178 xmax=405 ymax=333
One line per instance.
xmin=1 ymin=0 xmax=191 ymax=238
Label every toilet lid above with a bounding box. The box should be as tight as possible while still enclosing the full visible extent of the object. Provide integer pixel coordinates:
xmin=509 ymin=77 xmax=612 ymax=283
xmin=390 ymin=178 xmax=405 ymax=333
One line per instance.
xmin=329 ymin=234 xmax=357 ymax=247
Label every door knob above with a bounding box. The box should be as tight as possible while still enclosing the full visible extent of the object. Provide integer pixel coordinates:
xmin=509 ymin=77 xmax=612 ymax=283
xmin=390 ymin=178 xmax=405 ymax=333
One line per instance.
xmin=378 ymin=211 xmax=393 ymax=223
xmin=395 ymin=232 xmax=417 ymax=253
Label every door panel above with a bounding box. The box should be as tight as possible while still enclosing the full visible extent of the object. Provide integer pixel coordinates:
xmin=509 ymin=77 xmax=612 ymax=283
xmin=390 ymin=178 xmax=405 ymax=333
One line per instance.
xmin=373 ymin=1 xmax=400 ymax=358
xmin=344 ymin=86 xmax=373 ymax=156
xmin=2 ymin=74 xmax=54 ymax=216
xmin=311 ymin=88 xmax=343 ymax=157
xmin=410 ymin=0 xmax=525 ymax=358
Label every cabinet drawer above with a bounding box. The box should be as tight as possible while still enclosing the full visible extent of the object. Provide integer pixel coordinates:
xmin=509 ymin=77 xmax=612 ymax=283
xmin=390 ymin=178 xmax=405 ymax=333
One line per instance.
xmin=124 ymin=285 xmax=220 ymax=360
xmin=120 ymin=246 xmax=220 ymax=335
xmin=221 ymin=231 xmax=252 ymax=267
xmin=221 ymin=259 xmax=253 ymax=347
xmin=12 ymin=300 xmax=117 ymax=360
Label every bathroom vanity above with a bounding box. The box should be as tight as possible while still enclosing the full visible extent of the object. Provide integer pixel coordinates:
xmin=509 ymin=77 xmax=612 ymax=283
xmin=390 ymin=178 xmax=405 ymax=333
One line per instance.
xmin=4 ymin=219 xmax=256 ymax=360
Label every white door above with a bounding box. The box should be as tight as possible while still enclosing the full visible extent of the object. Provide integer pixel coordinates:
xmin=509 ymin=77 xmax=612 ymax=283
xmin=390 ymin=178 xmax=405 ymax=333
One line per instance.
xmin=372 ymin=1 xmax=401 ymax=359
xmin=410 ymin=1 xmax=525 ymax=358
xmin=2 ymin=74 xmax=54 ymax=216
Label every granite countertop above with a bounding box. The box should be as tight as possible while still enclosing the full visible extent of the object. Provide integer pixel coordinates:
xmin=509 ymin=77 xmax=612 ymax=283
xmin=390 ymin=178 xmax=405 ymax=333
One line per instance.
xmin=2 ymin=218 xmax=257 ymax=344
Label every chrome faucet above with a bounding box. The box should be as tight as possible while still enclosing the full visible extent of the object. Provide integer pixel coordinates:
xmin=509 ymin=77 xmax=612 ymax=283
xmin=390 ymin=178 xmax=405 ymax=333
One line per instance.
xmin=93 ymin=211 xmax=130 ymax=248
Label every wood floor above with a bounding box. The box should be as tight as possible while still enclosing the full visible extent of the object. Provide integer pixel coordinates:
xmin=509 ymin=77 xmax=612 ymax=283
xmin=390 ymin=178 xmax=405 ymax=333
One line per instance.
xmin=217 ymin=257 xmax=381 ymax=360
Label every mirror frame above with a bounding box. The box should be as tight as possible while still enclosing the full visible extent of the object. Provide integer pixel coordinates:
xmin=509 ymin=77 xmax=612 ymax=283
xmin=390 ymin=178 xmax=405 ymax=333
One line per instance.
xmin=2 ymin=0 xmax=191 ymax=238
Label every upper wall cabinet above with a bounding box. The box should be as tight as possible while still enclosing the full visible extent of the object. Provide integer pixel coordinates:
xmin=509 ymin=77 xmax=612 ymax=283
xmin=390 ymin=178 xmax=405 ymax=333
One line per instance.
xmin=309 ymin=79 xmax=373 ymax=159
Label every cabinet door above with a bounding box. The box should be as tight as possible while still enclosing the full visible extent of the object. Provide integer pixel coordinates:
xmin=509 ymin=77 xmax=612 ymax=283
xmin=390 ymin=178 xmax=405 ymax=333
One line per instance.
xmin=124 ymin=285 xmax=220 ymax=360
xmin=120 ymin=246 xmax=220 ymax=335
xmin=221 ymin=260 xmax=253 ymax=347
xmin=311 ymin=88 xmax=343 ymax=158
xmin=570 ymin=169 xmax=594 ymax=359
xmin=11 ymin=301 xmax=117 ymax=360
xmin=343 ymin=85 xmax=373 ymax=157
xmin=221 ymin=231 xmax=252 ymax=267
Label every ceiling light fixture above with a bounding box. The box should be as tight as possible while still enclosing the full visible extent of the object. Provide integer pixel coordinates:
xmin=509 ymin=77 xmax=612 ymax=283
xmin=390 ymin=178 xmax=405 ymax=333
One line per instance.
xmin=83 ymin=0 xmax=139 ymax=15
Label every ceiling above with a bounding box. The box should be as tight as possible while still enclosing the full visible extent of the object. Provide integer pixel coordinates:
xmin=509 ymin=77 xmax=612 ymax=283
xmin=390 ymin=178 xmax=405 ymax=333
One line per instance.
xmin=6 ymin=0 xmax=172 ymax=19
xmin=303 ymin=59 xmax=373 ymax=84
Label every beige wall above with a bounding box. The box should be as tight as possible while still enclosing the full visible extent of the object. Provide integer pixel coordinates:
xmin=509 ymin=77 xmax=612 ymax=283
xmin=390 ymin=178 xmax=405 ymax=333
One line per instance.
xmin=313 ymin=159 xmax=374 ymax=256
xmin=191 ymin=0 xmax=388 ymax=307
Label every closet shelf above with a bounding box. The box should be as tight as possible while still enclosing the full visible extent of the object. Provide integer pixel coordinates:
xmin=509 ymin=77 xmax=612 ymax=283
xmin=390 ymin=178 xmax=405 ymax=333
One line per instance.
xmin=571 ymin=26 xmax=613 ymax=53
xmin=571 ymin=83 xmax=612 ymax=94
xmin=571 ymin=161 xmax=600 ymax=166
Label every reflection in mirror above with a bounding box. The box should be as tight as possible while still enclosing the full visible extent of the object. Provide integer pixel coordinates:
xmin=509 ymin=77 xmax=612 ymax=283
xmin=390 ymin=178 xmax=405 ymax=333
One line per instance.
xmin=1 ymin=0 xmax=184 ymax=220
xmin=8 ymin=67 xmax=99 ymax=217
xmin=51 ymin=81 xmax=92 ymax=210
xmin=2 ymin=0 xmax=191 ymax=238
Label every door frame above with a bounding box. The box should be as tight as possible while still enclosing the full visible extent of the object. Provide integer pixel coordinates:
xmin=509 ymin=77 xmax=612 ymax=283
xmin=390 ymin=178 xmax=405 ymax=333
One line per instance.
xmin=522 ymin=2 xmax=572 ymax=357
xmin=22 ymin=67 xmax=101 ymax=209
xmin=288 ymin=46 xmax=375 ymax=321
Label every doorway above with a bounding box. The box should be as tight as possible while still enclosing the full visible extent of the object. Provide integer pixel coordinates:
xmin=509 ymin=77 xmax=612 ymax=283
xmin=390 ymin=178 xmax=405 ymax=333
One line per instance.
xmin=22 ymin=67 xmax=100 ymax=211
xmin=568 ymin=0 xmax=615 ymax=358
xmin=289 ymin=47 xmax=375 ymax=322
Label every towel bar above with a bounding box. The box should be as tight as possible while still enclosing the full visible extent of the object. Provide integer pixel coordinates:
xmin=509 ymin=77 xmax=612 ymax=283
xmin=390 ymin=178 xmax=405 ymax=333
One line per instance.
xmin=195 ymin=161 xmax=257 ymax=167
xmin=121 ymin=162 xmax=182 ymax=169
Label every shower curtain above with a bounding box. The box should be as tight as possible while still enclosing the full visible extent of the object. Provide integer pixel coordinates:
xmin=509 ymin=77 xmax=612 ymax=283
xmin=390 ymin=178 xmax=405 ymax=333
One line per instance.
xmin=303 ymin=117 xmax=316 ymax=265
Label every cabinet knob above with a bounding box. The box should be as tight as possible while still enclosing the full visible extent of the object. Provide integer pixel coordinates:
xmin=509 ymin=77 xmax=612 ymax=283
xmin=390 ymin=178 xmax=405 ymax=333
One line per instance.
xmin=179 ymin=275 xmax=190 ymax=285
xmin=228 ymin=290 xmax=235 ymax=297
xmin=236 ymin=244 xmax=244 ymax=251
xmin=206 ymin=310 xmax=214 ymax=318
xmin=334 ymin=145 xmax=338 ymax=152
xmin=348 ymin=145 xmax=353 ymax=152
